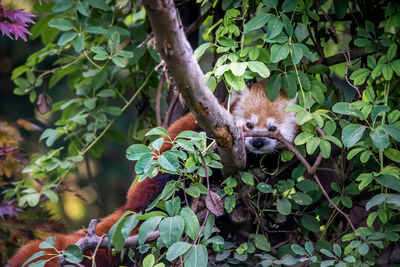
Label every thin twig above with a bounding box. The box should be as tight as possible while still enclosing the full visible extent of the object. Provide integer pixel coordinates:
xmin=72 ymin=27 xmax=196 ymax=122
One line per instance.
xmin=91 ymin=235 xmax=105 ymax=267
xmin=185 ymin=7 xmax=213 ymax=35
xmin=180 ymin=210 xmax=210 ymax=266
xmin=162 ymin=93 xmax=179 ymax=128
xmin=156 ymin=73 xmax=166 ymax=126
xmin=313 ymin=0 xmax=361 ymax=97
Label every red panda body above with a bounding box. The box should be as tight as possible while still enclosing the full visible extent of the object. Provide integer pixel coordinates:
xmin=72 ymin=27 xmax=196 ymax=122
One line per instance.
xmin=9 ymin=82 xmax=298 ymax=267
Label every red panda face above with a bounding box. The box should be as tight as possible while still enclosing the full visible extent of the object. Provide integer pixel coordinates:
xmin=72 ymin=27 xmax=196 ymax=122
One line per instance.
xmin=231 ymin=81 xmax=298 ymax=154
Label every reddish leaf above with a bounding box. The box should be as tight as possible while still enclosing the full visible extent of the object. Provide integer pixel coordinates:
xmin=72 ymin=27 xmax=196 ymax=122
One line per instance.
xmin=206 ymin=191 xmax=224 ymax=217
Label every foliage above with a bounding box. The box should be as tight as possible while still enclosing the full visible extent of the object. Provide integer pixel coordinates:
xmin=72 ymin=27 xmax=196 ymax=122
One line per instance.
xmin=1 ymin=0 xmax=400 ymax=266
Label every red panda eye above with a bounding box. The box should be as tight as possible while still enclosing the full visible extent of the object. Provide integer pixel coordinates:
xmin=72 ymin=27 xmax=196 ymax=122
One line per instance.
xmin=246 ymin=122 xmax=254 ymax=129
xmin=269 ymin=126 xmax=277 ymax=132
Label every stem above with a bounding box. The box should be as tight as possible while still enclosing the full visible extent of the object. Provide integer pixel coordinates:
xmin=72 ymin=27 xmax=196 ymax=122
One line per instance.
xmin=79 ymin=70 xmax=154 ymax=156
xmin=289 ymin=39 xmax=306 ymax=109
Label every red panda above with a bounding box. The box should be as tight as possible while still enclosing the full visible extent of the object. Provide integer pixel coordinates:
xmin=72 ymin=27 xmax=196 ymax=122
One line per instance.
xmin=9 ymin=81 xmax=297 ymax=267
xmin=231 ymin=80 xmax=298 ymax=154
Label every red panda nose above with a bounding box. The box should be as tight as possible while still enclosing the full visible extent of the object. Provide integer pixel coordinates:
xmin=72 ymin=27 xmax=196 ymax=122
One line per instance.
xmin=252 ymin=138 xmax=267 ymax=149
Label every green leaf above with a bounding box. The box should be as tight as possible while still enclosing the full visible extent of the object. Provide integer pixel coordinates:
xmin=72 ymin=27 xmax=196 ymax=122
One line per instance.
xmin=342 ymin=124 xmax=366 ymax=147
xmin=306 ymin=136 xmax=320 ymax=154
xmin=375 ymin=174 xmax=400 ymax=192
xmin=166 ymin=241 xmax=192 ymax=261
xmin=224 ymin=70 xmax=245 ymax=91
xmin=193 ymin=42 xmax=211 ymax=60
xmin=281 ymin=71 xmax=297 ymax=98
xmin=184 ymin=244 xmax=208 ymax=267
xmin=63 ymin=244 xmax=83 ymax=263
xmin=159 ymin=216 xmax=185 ymax=247
xmin=277 ymin=198 xmax=291 ymax=215
xmin=180 ymin=207 xmax=200 ymax=240
xmin=253 ymin=234 xmax=271 ymax=251
xmin=381 ymin=124 xmax=400 ymax=142
xmin=224 ymin=195 xmax=236 ymax=213
xmin=73 ymin=34 xmax=84 ymax=52
xmin=39 ymin=236 xmax=55 ymax=249
xmin=266 ymin=16 xmax=283 ymax=39
xmin=350 ymin=68 xmax=371 ymax=85
xmin=248 ymin=47 xmax=260 ymax=60
xmin=143 ymin=254 xmax=154 ymax=267
xmin=266 ymin=73 xmax=281 ymax=101
xmin=243 ymin=13 xmax=269 ymax=34
xmin=88 ymin=0 xmax=110 ymax=10
xmin=320 ymin=249 xmax=335 ymax=258
xmin=358 ymin=243 xmax=369 ymax=256
xmin=138 ymin=216 xmax=163 ymax=245
xmin=384 ymin=148 xmax=400 ymax=163
xmin=332 ymin=102 xmax=365 ymax=118
xmin=296 ymin=109 xmax=313 ymax=125
xmin=230 ymin=62 xmax=248 ymax=76
xmin=247 ymin=61 xmax=270 ymax=78
xmin=48 ymin=19 xmax=74 ymax=31
xmin=370 ymin=129 xmax=389 ymax=150
xmin=301 ymin=215 xmax=320 ymax=232
xmin=21 ymin=251 xmax=47 ymax=267
xmin=76 ymin=1 xmax=90 ymax=16
xmin=103 ymin=106 xmax=122 ymax=116
xmin=387 ymin=43 xmax=397 ymax=61
xmin=52 ymin=0 xmax=74 ymax=12
xmin=333 ymin=0 xmax=348 ymax=19
xmin=240 ymin=172 xmax=254 ymax=186
xmin=319 ymin=139 xmax=331 ymax=158
xmin=292 ymin=192 xmax=313 ymax=205
xmin=146 ymin=127 xmax=169 ymax=137
xmin=116 ymin=50 xmax=134 ymax=58
xmin=282 ymin=0 xmax=298 ymax=12
xmin=296 ymin=180 xmax=318 ymax=192
xmin=165 ymin=197 xmax=181 ymax=216
xmin=366 ymin=193 xmax=400 ymax=210
xmin=126 ymin=144 xmax=152 ymax=161
xmin=371 ymin=105 xmax=390 ymax=122
xmin=290 ymin=44 xmax=303 ymax=64
xmin=158 ymin=151 xmax=179 ymax=172
xmin=391 ymin=60 xmax=400 ymax=76
xmin=257 ymin=182 xmax=273 ymax=193
xmin=112 ymin=56 xmax=127 ymax=67
xmin=40 ymin=128 xmax=59 ymax=147
xmin=262 ymin=0 xmax=277 ymax=8
xmin=388 ymin=110 xmax=400 ymax=124
xmin=86 ymin=26 xmax=107 ymax=35
xmin=305 ymin=242 xmax=314 ymax=255
xmin=107 ymin=211 xmax=135 ymax=249
xmin=135 ymin=154 xmax=154 ymax=175
xmin=291 ymin=244 xmax=307 ymax=255
xmin=382 ymin=64 xmax=393 ymax=80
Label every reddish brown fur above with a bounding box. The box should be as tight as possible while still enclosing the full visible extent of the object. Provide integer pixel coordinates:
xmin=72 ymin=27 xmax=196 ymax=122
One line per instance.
xmin=238 ymin=82 xmax=293 ymax=127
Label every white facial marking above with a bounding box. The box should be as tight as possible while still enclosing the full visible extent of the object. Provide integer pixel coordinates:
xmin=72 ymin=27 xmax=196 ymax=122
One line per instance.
xmin=250 ymin=114 xmax=259 ymax=125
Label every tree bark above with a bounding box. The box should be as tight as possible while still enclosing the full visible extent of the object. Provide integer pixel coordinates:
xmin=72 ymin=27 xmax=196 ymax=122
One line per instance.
xmin=142 ymin=0 xmax=246 ymax=176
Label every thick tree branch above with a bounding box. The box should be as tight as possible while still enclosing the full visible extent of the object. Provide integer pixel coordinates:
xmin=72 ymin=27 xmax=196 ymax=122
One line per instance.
xmin=142 ymin=0 xmax=246 ymax=176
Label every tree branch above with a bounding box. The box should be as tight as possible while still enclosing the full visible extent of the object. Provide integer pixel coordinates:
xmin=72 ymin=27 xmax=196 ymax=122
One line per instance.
xmin=142 ymin=0 xmax=246 ymax=176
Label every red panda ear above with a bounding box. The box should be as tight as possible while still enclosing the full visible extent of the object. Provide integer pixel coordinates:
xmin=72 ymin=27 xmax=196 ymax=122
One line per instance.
xmin=230 ymin=86 xmax=250 ymax=107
